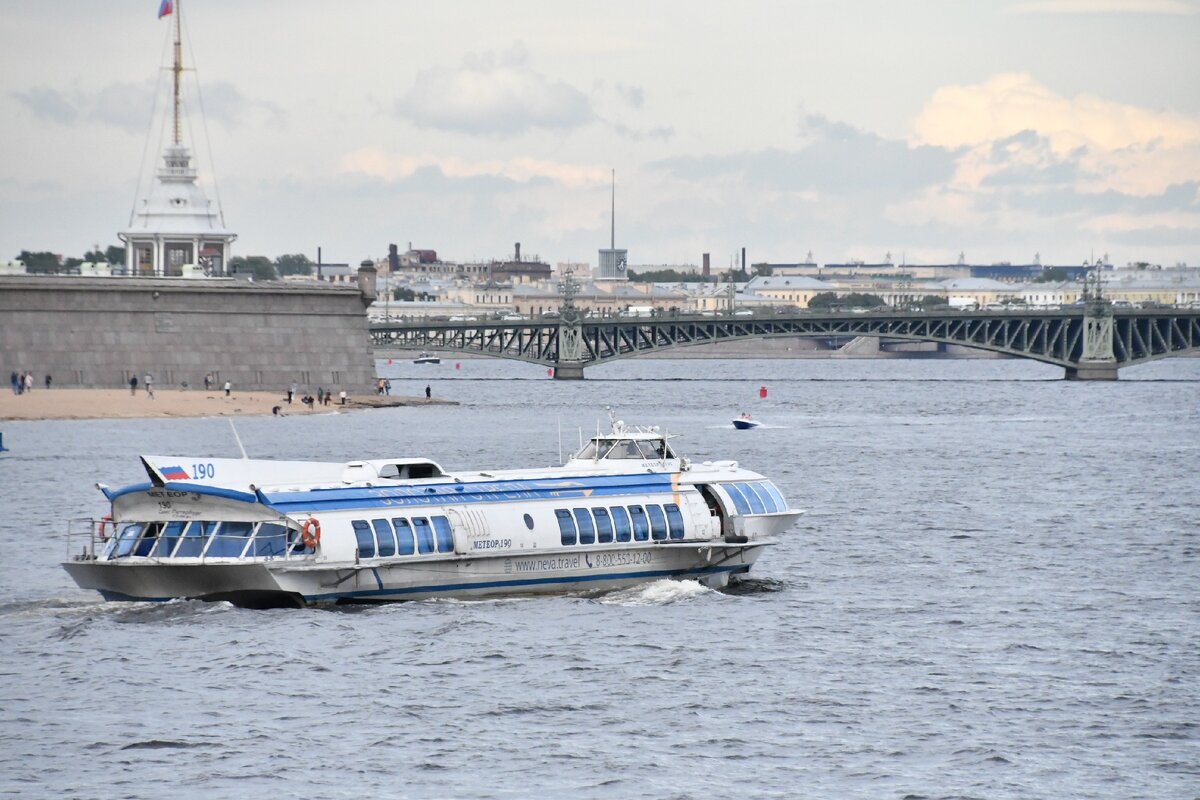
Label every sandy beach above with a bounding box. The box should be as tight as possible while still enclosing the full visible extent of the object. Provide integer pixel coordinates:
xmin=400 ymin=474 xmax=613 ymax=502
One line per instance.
xmin=0 ymin=388 xmax=445 ymax=421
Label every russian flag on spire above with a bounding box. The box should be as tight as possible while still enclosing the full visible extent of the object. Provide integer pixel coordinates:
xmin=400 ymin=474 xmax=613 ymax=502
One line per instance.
xmin=158 ymin=0 xmax=173 ymax=18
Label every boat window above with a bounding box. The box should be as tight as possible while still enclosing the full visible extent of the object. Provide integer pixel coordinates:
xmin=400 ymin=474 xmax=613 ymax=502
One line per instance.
xmin=555 ymin=509 xmax=576 ymax=546
xmin=133 ymin=522 xmax=161 ymax=557
xmin=352 ymin=520 xmax=375 ymax=558
xmin=413 ymin=518 xmax=435 ymax=554
xmin=736 ymin=482 xmax=766 ymax=514
xmin=647 ymin=505 xmax=668 ymax=540
xmin=373 ymin=519 xmax=396 ymax=557
xmin=761 ymin=481 xmax=788 ymax=511
xmin=113 ymin=523 xmax=145 ymax=558
xmin=393 ymin=518 xmax=415 ymax=555
xmin=206 ymin=521 xmax=254 ymax=558
xmin=575 ymin=440 xmax=601 ymax=460
xmin=151 ymin=521 xmax=186 ymax=558
xmin=252 ymin=522 xmax=290 ymax=557
xmin=378 ymin=464 xmax=401 ymax=479
xmin=592 ymin=508 xmax=613 ymax=543
xmin=611 ymin=507 xmax=631 ymax=542
xmin=606 ymin=440 xmax=645 ymax=460
xmin=745 ymin=483 xmax=776 ymax=513
xmin=573 ymin=509 xmax=595 ymax=545
xmin=432 ymin=516 xmax=454 ymax=553
xmin=722 ymin=484 xmax=752 ymax=515
xmin=664 ymin=503 xmax=686 ymax=539
xmin=174 ymin=520 xmax=217 ymax=558
xmin=635 ymin=440 xmax=670 ymax=460
xmin=629 ymin=505 xmax=649 ymax=541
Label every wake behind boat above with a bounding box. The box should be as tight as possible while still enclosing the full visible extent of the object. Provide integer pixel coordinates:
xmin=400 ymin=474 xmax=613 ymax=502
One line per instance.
xmin=62 ymin=418 xmax=803 ymax=608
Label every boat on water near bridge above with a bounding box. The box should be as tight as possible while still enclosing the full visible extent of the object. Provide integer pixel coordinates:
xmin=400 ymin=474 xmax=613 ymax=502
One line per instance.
xmin=62 ymin=417 xmax=802 ymax=607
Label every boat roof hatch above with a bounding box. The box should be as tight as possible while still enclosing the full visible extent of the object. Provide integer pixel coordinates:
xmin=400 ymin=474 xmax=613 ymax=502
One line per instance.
xmin=344 ymin=459 xmax=446 ymax=483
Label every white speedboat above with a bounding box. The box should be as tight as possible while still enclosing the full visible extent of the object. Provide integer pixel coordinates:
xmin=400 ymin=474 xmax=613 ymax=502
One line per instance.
xmin=413 ymin=352 xmax=441 ymax=364
xmin=62 ymin=418 xmax=802 ymax=607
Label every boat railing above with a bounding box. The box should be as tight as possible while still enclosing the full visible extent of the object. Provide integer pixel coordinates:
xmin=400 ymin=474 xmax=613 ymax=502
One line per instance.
xmin=65 ymin=517 xmax=102 ymax=562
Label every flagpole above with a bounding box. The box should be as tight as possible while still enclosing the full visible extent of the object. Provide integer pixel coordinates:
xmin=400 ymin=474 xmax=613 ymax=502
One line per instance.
xmin=173 ymin=0 xmax=182 ymax=146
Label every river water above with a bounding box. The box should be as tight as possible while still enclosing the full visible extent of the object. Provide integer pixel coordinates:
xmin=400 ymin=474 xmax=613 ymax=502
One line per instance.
xmin=1 ymin=357 xmax=1197 ymax=799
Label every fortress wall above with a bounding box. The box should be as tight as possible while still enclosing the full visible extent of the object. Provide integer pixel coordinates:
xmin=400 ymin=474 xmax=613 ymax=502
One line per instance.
xmin=0 ymin=276 xmax=377 ymax=392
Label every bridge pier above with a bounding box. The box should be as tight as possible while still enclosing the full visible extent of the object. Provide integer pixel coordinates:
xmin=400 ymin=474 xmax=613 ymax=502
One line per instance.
xmin=1065 ymin=361 xmax=1119 ymax=381
xmin=553 ymin=362 xmax=586 ymax=380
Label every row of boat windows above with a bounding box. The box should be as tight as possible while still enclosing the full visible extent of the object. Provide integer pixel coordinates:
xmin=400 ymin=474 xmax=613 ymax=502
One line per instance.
xmin=723 ymin=482 xmax=788 ymax=516
xmin=556 ymin=503 xmax=686 ymax=545
xmin=107 ymin=521 xmax=311 ymax=560
xmin=352 ymin=516 xmax=454 ymax=559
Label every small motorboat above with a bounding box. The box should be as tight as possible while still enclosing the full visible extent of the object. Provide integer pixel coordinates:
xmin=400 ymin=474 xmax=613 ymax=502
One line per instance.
xmin=413 ymin=352 xmax=441 ymax=365
xmin=732 ymin=414 xmax=761 ymax=430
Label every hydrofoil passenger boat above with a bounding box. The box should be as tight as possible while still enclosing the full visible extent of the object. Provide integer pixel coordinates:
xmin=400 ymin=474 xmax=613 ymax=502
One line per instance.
xmin=62 ymin=418 xmax=802 ymax=607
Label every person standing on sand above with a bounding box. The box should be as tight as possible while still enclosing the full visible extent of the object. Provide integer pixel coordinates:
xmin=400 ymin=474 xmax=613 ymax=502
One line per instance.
xmin=44 ymin=374 xmax=51 ymax=390
xmin=223 ymin=380 xmax=232 ymax=397
xmin=24 ymin=372 xmax=33 ymax=393
xmin=145 ymin=374 xmax=154 ymax=399
xmin=204 ymin=373 xmax=213 ymax=391
xmin=10 ymin=372 xmax=18 ymax=395
xmin=288 ymin=382 xmax=296 ymax=404
xmin=323 ymin=389 xmax=331 ymax=406
xmin=129 ymin=375 xmax=138 ymax=396
xmin=425 ymin=384 xmax=431 ymax=400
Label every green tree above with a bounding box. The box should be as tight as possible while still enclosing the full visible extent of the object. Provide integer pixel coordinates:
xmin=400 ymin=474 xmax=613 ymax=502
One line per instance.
xmin=751 ymin=263 xmax=773 ymax=276
xmin=274 ymin=253 xmax=313 ymax=276
xmin=17 ymin=250 xmax=62 ymax=273
xmin=393 ymin=286 xmax=416 ymax=301
xmin=104 ymin=245 xmax=126 ymax=265
xmin=83 ymin=250 xmax=106 ymax=263
xmin=807 ymin=291 xmax=886 ymax=310
xmin=1035 ymin=267 xmax=1071 ymax=283
xmin=229 ymin=255 xmax=278 ymax=281
xmin=920 ymin=294 xmax=948 ymax=306
xmin=625 ymin=268 xmax=708 ymax=283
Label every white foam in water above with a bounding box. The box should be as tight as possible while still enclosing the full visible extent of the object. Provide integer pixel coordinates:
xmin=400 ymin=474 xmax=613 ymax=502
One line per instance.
xmin=598 ymin=578 xmax=713 ymax=606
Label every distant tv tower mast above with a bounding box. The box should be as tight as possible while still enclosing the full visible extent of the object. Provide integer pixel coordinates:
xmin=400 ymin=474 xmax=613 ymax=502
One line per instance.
xmin=598 ymin=168 xmax=627 ymax=280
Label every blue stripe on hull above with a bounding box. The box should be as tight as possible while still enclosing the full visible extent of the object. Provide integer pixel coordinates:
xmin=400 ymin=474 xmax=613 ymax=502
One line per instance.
xmin=302 ymin=563 xmax=747 ymax=603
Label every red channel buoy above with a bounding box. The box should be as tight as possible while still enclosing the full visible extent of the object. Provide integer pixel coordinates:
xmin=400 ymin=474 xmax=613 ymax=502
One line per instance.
xmin=759 ymin=386 xmax=767 ymax=399
xmin=456 ymin=363 xmax=461 ymax=370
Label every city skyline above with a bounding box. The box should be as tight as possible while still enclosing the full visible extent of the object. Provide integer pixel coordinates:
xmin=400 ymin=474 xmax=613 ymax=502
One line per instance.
xmin=1 ymin=0 xmax=1198 ymax=267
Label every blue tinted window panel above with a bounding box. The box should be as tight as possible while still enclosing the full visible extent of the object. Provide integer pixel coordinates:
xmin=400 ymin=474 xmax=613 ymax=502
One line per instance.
xmin=153 ymin=521 xmax=186 ymax=557
xmin=736 ymin=483 xmax=766 ymax=514
xmin=392 ymin=518 xmax=415 ymax=555
xmin=762 ymin=481 xmax=788 ymax=511
xmin=432 ymin=516 xmax=454 ymax=553
xmin=373 ymin=519 xmax=396 ymax=557
xmin=352 ymin=519 xmax=376 ymax=558
xmin=665 ymin=503 xmax=686 ymax=539
xmin=629 ymin=506 xmax=649 ymax=541
xmin=207 ymin=522 xmax=254 ymax=558
xmin=647 ymin=505 xmax=668 ymax=540
xmin=723 ymin=484 xmax=752 ymax=515
xmin=173 ymin=521 xmax=213 ymax=558
xmin=254 ymin=522 xmax=290 ymax=557
xmin=133 ymin=523 xmax=159 ymax=557
xmin=555 ymin=509 xmax=577 ymax=546
xmin=114 ymin=524 xmax=144 ymax=558
xmin=593 ymin=508 xmax=614 ymax=543
xmin=413 ymin=518 xmax=435 ymax=554
xmin=611 ymin=507 xmax=631 ymax=542
xmin=746 ymin=483 xmax=776 ymax=513
xmin=573 ymin=509 xmax=596 ymax=545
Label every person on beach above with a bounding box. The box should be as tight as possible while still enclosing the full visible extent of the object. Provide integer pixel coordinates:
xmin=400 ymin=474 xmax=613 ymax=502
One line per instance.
xmin=425 ymin=384 xmax=431 ymax=399
xmin=323 ymin=389 xmax=331 ymax=406
xmin=44 ymin=374 xmax=51 ymax=390
xmin=223 ymin=380 xmax=232 ymax=397
xmin=384 ymin=379 xmax=391 ymax=396
xmin=144 ymin=374 xmax=154 ymax=399
xmin=10 ymin=372 xmax=18 ymax=395
xmin=129 ymin=375 xmax=138 ymax=396
xmin=339 ymin=390 xmax=346 ymax=405
xmin=288 ymin=382 xmax=296 ymax=404
xmin=204 ymin=373 xmax=213 ymax=391
xmin=317 ymin=387 xmax=324 ymax=404
xmin=24 ymin=372 xmax=33 ymax=393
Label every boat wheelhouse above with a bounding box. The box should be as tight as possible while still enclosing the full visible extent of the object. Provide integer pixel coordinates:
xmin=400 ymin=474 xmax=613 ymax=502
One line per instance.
xmin=63 ymin=420 xmax=802 ymax=607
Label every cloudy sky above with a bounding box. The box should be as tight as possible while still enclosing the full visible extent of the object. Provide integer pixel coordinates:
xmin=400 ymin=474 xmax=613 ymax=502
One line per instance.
xmin=2 ymin=0 xmax=1198 ymax=268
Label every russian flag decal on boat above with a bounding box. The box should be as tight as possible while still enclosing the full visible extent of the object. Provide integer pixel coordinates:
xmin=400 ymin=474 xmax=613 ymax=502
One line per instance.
xmin=160 ymin=465 xmax=189 ymax=480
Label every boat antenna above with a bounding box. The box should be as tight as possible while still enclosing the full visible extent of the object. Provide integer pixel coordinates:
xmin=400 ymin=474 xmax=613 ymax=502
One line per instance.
xmin=557 ymin=415 xmax=562 ymax=465
xmin=228 ymin=418 xmax=249 ymax=459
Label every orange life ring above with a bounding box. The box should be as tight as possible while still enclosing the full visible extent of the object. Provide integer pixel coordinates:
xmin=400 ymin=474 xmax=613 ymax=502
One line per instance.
xmin=300 ymin=517 xmax=321 ymax=549
xmin=96 ymin=514 xmax=114 ymax=541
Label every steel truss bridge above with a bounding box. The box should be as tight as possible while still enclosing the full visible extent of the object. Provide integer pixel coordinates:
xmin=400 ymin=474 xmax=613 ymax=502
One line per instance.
xmin=369 ymin=306 xmax=1200 ymax=380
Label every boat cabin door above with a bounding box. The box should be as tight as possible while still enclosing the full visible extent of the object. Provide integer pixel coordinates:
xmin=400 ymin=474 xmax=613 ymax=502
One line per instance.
xmin=697 ymin=484 xmax=730 ymax=538
xmin=445 ymin=508 xmax=489 ymax=555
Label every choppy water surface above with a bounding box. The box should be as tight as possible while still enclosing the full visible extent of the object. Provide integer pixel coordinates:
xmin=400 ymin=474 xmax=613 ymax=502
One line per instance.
xmin=2 ymin=358 xmax=1198 ymax=799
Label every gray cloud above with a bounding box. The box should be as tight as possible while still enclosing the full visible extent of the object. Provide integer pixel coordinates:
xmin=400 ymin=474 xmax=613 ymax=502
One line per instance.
xmin=12 ymin=86 xmax=79 ymax=124
xmin=396 ymin=46 xmax=593 ymax=137
xmin=651 ymin=113 xmax=956 ymax=194
xmin=616 ymin=83 xmax=644 ymax=109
